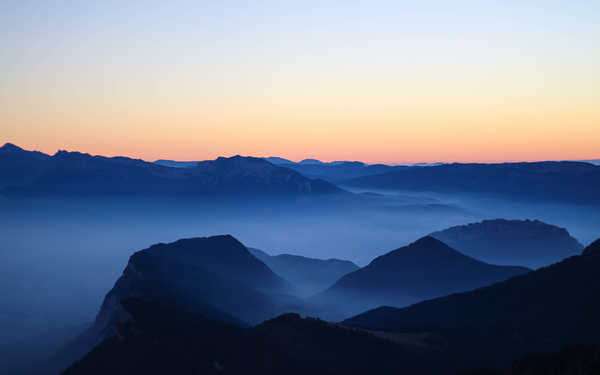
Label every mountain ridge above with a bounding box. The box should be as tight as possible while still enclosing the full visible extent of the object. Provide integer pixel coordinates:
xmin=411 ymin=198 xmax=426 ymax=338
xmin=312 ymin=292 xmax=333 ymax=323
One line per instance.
xmin=0 ymin=144 xmax=345 ymax=197
xmin=343 ymin=237 xmax=600 ymax=368
xmin=313 ymin=236 xmax=530 ymax=318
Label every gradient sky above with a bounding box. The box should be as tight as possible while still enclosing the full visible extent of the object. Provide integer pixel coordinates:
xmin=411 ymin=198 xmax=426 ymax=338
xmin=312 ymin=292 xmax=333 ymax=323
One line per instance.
xmin=1 ymin=1 xmax=599 ymax=164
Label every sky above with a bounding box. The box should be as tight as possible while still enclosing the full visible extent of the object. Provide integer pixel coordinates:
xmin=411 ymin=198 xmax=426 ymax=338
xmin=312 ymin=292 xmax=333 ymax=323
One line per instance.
xmin=1 ymin=0 xmax=599 ymax=164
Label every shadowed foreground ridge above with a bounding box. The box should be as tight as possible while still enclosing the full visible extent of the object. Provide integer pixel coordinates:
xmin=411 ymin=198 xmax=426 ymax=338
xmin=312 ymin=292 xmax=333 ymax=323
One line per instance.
xmin=62 ymin=299 xmax=444 ymax=375
xmin=344 ymin=237 xmax=600 ymax=371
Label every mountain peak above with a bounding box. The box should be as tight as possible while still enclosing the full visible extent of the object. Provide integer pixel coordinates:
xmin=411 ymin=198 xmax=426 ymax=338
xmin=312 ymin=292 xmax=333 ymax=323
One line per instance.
xmin=411 ymin=235 xmax=446 ymax=248
xmin=583 ymin=239 xmax=600 ymax=256
xmin=370 ymin=236 xmax=466 ymax=266
xmin=0 ymin=142 xmax=25 ymax=153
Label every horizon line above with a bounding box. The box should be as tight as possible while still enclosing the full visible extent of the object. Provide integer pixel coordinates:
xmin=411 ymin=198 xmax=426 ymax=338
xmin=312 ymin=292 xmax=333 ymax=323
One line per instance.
xmin=4 ymin=141 xmax=600 ymax=166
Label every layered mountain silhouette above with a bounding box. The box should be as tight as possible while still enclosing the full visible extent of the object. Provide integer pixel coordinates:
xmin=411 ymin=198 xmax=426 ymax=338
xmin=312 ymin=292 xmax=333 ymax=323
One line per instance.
xmin=248 ymin=248 xmax=359 ymax=296
xmin=345 ymin=161 xmax=600 ymax=204
xmin=430 ymin=219 xmax=583 ymax=268
xmin=165 ymin=155 xmax=397 ymax=182
xmin=0 ymin=144 xmax=343 ymax=197
xmin=344 ymin=239 xmax=600 ymax=372
xmin=281 ymin=161 xmax=395 ymax=183
xmin=53 ymin=235 xmax=319 ymax=373
xmin=93 ymin=235 xmax=298 ymax=330
xmin=62 ymin=299 xmax=445 ymax=375
xmin=313 ymin=236 xmax=529 ymax=318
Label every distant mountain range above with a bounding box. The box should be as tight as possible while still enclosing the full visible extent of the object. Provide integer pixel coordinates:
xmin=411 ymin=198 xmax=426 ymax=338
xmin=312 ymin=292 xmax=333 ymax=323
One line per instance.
xmin=248 ymin=248 xmax=359 ymax=296
xmin=344 ymin=239 xmax=600 ymax=371
xmin=153 ymin=154 xmax=600 ymax=196
xmin=8 ymin=142 xmax=595 ymax=201
xmin=312 ymin=236 xmax=529 ymax=318
xmin=0 ymin=143 xmax=343 ymax=197
xmin=159 ymin=156 xmax=398 ymax=182
xmin=430 ymin=219 xmax=583 ymax=268
xmin=344 ymin=161 xmax=600 ymax=204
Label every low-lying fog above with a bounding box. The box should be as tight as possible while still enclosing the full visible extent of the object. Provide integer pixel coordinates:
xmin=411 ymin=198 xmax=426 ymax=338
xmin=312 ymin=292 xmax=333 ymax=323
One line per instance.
xmin=0 ymin=191 xmax=598 ymax=347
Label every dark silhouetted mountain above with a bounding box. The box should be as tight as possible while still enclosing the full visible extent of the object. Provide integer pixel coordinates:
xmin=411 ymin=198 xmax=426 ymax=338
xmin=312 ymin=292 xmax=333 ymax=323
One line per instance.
xmin=94 ymin=235 xmax=294 ymax=331
xmin=248 ymin=248 xmax=359 ymax=296
xmin=53 ymin=235 xmax=319 ymax=374
xmin=153 ymin=159 xmax=199 ymax=168
xmin=510 ymin=344 xmax=600 ymax=375
xmin=0 ymin=144 xmax=344 ymax=197
xmin=582 ymin=238 xmax=600 ymax=256
xmin=313 ymin=236 xmax=529 ymax=318
xmin=345 ymin=161 xmax=600 ymax=204
xmin=62 ymin=298 xmax=446 ymax=375
xmin=430 ymin=219 xmax=583 ymax=268
xmin=344 ymin=238 xmax=600 ymax=372
xmin=0 ymin=143 xmax=50 ymax=188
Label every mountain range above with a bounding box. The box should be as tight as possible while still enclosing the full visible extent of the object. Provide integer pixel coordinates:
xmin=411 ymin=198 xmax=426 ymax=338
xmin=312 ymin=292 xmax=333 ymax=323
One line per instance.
xmin=313 ymin=236 xmax=530 ymax=318
xmin=0 ymin=143 xmax=342 ymax=197
xmin=344 ymin=239 xmax=600 ymax=372
xmin=47 ymin=230 xmax=600 ymax=374
xmin=345 ymin=161 xmax=600 ymax=204
xmin=6 ymin=143 xmax=599 ymax=204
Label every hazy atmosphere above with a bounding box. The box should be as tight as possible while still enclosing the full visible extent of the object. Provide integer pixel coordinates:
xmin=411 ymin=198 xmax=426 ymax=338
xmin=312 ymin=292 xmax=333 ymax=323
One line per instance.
xmin=1 ymin=1 xmax=600 ymax=375
xmin=2 ymin=1 xmax=600 ymax=163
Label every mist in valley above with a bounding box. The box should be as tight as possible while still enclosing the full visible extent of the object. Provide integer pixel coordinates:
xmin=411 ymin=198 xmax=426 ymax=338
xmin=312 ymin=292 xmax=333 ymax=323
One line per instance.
xmin=1 ymin=190 xmax=597 ymax=353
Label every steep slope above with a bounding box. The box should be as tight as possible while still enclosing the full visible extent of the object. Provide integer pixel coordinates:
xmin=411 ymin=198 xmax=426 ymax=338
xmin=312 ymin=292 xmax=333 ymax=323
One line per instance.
xmin=0 ymin=144 xmax=344 ymax=197
xmin=54 ymin=235 xmax=311 ymax=373
xmin=314 ymin=236 xmax=529 ymax=318
xmin=62 ymin=298 xmax=445 ymax=375
xmin=344 ymin=238 xmax=600 ymax=370
xmin=430 ymin=219 xmax=583 ymax=268
xmin=345 ymin=161 xmax=600 ymax=204
xmin=93 ymin=235 xmax=293 ymax=333
xmin=248 ymin=248 xmax=359 ymax=296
